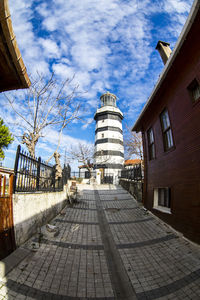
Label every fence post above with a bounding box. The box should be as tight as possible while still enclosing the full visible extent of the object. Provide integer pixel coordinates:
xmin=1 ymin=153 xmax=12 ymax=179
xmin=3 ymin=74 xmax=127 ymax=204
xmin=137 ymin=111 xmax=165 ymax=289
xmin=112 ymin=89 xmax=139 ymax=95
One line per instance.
xmin=139 ymin=164 xmax=142 ymax=180
xmin=13 ymin=145 xmax=21 ymax=193
xmin=52 ymin=166 xmax=56 ymax=192
xmin=36 ymin=157 xmax=41 ymax=191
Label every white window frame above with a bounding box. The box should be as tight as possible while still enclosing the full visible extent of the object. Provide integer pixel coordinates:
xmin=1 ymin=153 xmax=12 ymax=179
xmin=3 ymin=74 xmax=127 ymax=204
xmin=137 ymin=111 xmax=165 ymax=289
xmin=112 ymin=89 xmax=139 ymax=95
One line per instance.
xmin=153 ymin=188 xmax=171 ymax=214
xmin=187 ymin=78 xmax=200 ymax=103
xmin=147 ymin=127 xmax=156 ymax=160
xmin=160 ymin=109 xmax=174 ymax=151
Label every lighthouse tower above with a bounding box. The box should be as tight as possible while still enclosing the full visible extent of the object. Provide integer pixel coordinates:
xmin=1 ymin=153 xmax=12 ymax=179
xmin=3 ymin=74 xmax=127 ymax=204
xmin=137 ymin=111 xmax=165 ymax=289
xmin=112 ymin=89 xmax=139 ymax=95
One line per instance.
xmin=94 ymin=92 xmax=124 ymax=184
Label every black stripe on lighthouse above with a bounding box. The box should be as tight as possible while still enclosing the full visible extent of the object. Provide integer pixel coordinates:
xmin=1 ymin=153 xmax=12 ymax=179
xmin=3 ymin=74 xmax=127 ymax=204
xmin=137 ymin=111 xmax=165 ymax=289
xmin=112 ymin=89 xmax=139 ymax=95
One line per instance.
xmin=95 ymin=138 xmax=123 ymax=146
xmin=95 ymin=126 xmax=123 ymax=134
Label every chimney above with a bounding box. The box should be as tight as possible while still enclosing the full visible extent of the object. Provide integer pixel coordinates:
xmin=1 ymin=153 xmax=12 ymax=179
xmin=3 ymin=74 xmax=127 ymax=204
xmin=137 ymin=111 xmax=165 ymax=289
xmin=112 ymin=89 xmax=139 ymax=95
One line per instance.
xmin=156 ymin=41 xmax=172 ymax=65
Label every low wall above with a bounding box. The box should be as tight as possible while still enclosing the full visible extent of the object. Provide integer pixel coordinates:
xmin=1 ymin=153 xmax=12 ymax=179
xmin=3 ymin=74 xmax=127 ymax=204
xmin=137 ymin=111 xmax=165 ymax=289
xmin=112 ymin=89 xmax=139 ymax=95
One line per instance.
xmin=13 ymin=186 xmax=67 ymax=246
xmin=119 ymin=179 xmax=143 ymax=202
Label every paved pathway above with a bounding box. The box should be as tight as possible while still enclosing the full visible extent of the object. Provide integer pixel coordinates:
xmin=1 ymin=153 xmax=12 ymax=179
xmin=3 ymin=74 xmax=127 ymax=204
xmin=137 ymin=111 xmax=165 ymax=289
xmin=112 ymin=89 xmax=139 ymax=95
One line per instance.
xmin=0 ymin=185 xmax=200 ymax=299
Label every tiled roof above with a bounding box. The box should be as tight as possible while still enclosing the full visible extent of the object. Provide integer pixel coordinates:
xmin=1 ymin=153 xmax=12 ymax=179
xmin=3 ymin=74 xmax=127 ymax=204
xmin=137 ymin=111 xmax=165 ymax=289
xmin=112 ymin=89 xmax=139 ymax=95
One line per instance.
xmin=124 ymin=159 xmax=141 ymax=166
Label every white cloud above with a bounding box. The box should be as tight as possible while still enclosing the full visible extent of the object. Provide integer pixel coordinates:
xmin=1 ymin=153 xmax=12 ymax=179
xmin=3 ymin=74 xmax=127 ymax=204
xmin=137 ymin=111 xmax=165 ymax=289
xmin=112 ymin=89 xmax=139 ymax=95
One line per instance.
xmin=39 ymin=38 xmax=61 ymax=58
xmin=164 ymin=0 xmax=191 ymax=14
xmin=81 ymin=118 xmax=94 ymax=130
xmin=1 ymin=0 xmax=193 ymax=168
xmin=9 ymin=0 xmax=50 ymax=77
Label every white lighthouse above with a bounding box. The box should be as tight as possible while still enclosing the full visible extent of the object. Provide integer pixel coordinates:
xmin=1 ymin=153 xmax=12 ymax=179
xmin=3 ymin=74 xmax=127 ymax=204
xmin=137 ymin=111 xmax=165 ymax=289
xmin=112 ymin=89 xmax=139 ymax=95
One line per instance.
xmin=94 ymin=92 xmax=124 ymax=184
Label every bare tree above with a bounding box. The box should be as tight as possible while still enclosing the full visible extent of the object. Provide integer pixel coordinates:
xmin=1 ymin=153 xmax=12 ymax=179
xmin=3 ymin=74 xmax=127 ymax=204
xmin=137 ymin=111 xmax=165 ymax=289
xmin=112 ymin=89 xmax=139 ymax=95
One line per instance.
xmin=68 ymin=143 xmax=94 ymax=177
xmin=68 ymin=143 xmax=112 ymax=180
xmin=5 ymin=73 xmax=81 ymax=166
xmin=124 ymin=127 xmax=143 ymax=161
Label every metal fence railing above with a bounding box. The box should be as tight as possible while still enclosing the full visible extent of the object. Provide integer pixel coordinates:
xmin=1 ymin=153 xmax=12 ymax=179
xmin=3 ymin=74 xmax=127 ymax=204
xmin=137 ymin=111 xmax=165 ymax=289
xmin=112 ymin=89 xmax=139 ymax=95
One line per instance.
xmin=101 ymin=174 xmax=113 ymax=184
xmin=13 ymin=145 xmax=70 ymax=193
xmin=70 ymin=171 xmax=96 ymax=179
xmin=118 ymin=164 xmax=143 ymax=181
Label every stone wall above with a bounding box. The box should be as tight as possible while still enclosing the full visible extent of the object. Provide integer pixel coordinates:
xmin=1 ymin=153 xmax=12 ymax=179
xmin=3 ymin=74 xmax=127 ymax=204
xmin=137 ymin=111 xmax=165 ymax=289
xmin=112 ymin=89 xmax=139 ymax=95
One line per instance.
xmin=119 ymin=179 xmax=143 ymax=202
xmin=13 ymin=186 xmax=67 ymax=246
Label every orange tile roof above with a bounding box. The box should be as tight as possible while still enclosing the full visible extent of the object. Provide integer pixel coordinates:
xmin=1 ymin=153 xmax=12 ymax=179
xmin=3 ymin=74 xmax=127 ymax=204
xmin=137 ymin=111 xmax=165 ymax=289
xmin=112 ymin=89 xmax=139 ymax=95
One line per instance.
xmin=124 ymin=159 xmax=141 ymax=166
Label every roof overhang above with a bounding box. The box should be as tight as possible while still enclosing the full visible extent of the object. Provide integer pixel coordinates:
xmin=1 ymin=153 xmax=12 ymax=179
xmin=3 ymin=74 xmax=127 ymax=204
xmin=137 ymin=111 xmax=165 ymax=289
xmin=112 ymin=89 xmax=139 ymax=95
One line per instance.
xmin=0 ymin=0 xmax=31 ymax=92
xmin=132 ymin=0 xmax=200 ymax=132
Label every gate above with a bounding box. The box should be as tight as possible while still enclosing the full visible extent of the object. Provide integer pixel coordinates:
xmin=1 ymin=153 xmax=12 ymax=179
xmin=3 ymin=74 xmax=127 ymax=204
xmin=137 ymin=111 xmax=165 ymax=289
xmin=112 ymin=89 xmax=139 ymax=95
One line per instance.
xmin=0 ymin=169 xmax=16 ymax=260
xmin=101 ymin=174 xmax=113 ymax=184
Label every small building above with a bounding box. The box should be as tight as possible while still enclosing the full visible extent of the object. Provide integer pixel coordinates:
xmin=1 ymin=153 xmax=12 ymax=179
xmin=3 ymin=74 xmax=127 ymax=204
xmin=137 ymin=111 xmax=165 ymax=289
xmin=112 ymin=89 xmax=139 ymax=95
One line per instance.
xmin=124 ymin=159 xmax=141 ymax=169
xmin=94 ymin=92 xmax=124 ymax=184
xmin=78 ymin=164 xmax=94 ymax=178
xmin=132 ymin=0 xmax=200 ymax=244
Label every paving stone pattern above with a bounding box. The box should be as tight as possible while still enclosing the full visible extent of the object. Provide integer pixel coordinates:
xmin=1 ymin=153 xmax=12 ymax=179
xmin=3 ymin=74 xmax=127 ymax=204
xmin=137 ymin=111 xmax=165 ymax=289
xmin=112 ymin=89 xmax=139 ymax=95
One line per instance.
xmin=0 ymin=185 xmax=200 ymax=299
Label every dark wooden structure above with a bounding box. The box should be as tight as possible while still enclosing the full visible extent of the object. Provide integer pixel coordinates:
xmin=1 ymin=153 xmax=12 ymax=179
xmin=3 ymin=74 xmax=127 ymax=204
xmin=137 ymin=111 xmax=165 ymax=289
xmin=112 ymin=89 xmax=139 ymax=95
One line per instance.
xmin=0 ymin=169 xmax=16 ymax=259
xmin=132 ymin=0 xmax=200 ymax=244
xmin=0 ymin=0 xmax=30 ymax=92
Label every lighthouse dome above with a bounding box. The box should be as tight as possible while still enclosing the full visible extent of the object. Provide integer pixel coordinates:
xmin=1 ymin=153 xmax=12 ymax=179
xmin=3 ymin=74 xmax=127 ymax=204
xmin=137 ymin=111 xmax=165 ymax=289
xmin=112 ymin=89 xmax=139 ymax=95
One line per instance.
xmin=100 ymin=91 xmax=116 ymax=107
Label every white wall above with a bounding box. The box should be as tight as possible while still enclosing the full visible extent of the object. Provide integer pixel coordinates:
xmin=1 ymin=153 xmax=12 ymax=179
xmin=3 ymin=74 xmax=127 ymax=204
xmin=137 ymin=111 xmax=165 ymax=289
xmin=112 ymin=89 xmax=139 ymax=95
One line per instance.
xmin=95 ymin=155 xmax=124 ymax=165
xmin=95 ymin=143 xmax=124 ymax=152
xmin=13 ymin=187 xmax=67 ymax=246
xmin=95 ymin=105 xmax=123 ymax=116
xmin=96 ymin=119 xmax=122 ymax=130
xmin=96 ymin=131 xmax=123 ymax=141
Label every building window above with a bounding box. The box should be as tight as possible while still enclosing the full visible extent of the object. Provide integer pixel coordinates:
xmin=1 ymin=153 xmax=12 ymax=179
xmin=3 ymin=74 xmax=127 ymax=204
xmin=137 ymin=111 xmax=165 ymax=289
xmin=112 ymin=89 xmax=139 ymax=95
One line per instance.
xmin=147 ymin=128 xmax=155 ymax=160
xmin=153 ymin=188 xmax=171 ymax=213
xmin=102 ymin=133 xmax=104 ymax=138
xmin=160 ymin=109 xmax=174 ymax=151
xmin=187 ymin=78 xmax=200 ymax=103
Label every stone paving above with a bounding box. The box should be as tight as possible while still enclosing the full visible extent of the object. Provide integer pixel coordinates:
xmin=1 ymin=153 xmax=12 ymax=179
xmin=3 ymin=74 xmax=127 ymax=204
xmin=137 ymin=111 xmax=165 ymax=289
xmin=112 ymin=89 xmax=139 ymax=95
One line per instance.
xmin=0 ymin=185 xmax=200 ymax=299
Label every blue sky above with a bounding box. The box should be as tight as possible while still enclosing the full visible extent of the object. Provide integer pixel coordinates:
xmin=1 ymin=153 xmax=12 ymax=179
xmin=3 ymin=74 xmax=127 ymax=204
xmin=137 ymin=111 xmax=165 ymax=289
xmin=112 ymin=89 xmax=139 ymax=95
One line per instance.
xmin=0 ymin=0 xmax=193 ymax=170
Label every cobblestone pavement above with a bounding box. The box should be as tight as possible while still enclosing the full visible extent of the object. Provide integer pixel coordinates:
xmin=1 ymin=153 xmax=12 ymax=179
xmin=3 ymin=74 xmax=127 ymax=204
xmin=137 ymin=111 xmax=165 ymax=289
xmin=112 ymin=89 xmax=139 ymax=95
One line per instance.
xmin=0 ymin=185 xmax=200 ymax=299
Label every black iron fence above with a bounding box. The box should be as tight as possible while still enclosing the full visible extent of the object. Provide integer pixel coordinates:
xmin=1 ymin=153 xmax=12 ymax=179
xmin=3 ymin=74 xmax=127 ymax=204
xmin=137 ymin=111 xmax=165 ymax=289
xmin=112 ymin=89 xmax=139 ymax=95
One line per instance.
xmin=70 ymin=171 xmax=96 ymax=179
xmin=101 ymin=174 xmax=113 ymax=184
xmin=13 ymin=145 xmax=70 ymax=193
xmin=119 ymin=164 xmax=143 ymax=181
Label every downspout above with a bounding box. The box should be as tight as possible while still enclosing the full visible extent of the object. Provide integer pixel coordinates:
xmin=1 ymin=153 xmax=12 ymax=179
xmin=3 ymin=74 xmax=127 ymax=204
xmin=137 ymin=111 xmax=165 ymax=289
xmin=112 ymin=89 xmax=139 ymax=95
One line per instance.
xmin=142 ymin=130 xmax=147 ymax=207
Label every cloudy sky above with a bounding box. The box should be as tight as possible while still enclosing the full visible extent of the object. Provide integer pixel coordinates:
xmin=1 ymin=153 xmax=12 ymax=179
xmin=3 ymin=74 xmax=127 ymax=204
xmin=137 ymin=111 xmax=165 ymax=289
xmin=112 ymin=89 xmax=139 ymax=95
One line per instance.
xmin=1 ymin=0 xmax=193 ymax=169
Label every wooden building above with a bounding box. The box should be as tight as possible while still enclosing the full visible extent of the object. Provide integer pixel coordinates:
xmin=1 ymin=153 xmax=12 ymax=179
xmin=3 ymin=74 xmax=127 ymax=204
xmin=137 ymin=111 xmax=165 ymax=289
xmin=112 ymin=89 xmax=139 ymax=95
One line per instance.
xmin=132 ymin=0 xmax=200 ymax=244
xmin=124 ymin=159 xmax=141 ymax=169
xmin=0 ymin=0 xmax=30 ymax=92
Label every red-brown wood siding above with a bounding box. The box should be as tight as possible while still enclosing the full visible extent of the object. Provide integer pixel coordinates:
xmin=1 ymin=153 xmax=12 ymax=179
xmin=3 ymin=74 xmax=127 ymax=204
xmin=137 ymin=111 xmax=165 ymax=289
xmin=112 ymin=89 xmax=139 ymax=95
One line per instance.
xmin=140 ymin=9 xmax=200 ymax=244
